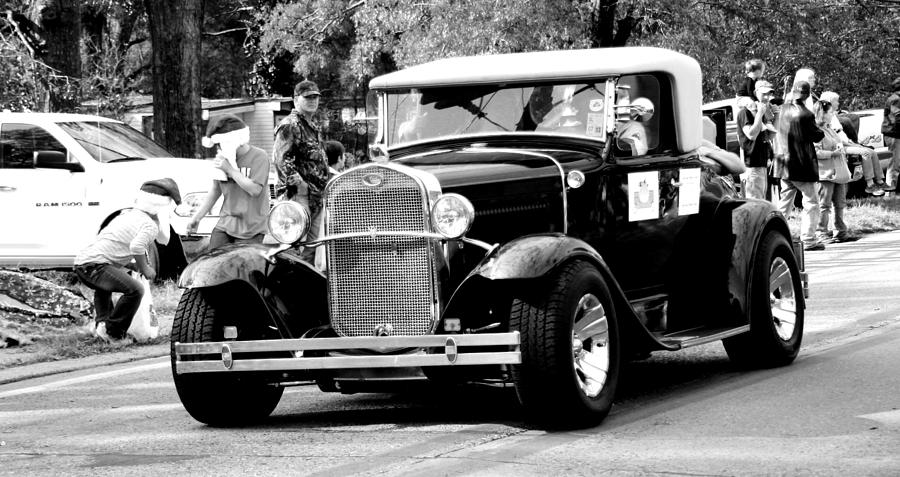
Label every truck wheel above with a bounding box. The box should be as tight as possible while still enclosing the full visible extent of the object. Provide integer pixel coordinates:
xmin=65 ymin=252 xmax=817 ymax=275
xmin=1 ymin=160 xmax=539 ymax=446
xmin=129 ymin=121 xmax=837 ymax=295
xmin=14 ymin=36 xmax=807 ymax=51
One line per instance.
xmin=170 ymin=288 xmax=283 ymax=426
xmin=510 ymin=260 xmax=620 ymax=429
xmin=723 ymin=231 xmax=804 ymax=367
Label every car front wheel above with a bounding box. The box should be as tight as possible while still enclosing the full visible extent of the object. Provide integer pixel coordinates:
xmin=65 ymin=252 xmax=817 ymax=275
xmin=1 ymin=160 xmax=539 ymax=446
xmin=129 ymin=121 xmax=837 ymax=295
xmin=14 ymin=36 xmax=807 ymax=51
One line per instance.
xmin=171 ymin=288 xmax=284 ymax=426
xmin=510 ymin=260 xmax=620 ymax=429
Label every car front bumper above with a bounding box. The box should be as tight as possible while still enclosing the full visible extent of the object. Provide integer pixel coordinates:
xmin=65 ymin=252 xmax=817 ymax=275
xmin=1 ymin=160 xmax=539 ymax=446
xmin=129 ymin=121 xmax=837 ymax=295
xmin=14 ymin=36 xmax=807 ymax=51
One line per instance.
xmin=173 ymin=332 xmax=521 ymax=374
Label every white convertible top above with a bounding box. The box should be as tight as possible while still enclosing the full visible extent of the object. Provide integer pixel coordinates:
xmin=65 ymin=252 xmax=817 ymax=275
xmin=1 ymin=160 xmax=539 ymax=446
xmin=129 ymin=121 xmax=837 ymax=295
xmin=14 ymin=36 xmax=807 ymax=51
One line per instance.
xmin=370 ymin=47 xmax=703 ymax=152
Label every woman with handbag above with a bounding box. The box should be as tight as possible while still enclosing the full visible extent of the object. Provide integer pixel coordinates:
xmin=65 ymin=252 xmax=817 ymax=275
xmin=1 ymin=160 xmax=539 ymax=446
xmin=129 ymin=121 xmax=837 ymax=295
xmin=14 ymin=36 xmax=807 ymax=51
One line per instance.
xmin=813 ymin=100 xmax=852 ymax=243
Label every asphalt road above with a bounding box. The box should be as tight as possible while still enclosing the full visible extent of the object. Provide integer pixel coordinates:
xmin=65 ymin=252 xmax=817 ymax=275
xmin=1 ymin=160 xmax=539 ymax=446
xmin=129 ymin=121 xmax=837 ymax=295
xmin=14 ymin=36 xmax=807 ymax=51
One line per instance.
xmin=1 ymin=231 xmax=898 ymax=476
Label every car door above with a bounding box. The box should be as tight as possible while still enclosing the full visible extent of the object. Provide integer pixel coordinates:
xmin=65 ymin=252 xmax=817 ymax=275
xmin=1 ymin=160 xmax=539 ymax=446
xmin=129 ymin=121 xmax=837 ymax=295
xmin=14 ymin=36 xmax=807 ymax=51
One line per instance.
xmin=596 ymin=74 xmax=705 ymax=300
xmin=0 ymin=121 xmax=89 ymax=265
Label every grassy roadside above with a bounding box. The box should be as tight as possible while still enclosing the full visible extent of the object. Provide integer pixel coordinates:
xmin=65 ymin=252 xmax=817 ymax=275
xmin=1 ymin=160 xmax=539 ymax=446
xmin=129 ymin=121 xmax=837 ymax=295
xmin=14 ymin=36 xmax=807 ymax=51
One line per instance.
xmin=786 ymin=196 xmax=900 ymax=237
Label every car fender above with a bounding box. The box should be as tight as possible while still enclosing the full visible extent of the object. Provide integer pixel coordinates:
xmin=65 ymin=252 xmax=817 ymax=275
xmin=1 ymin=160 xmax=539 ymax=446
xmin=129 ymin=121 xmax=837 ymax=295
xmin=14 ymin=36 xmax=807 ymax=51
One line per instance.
xmin=178 ymin=243 xmax=277 ymax=289
xmin=472 ymin=233 xmax=603 ymax=280
xmin=728 ymin=199 xmax=795 ymax=321
xmin=453 ymin=233 xmax=672 ymax=352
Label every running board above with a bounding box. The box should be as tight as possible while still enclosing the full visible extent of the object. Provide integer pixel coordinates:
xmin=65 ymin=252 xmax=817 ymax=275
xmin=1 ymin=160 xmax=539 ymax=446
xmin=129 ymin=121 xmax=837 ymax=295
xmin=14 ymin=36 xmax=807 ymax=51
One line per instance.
xmin=658 ymin=325 xmax=750 ymax=349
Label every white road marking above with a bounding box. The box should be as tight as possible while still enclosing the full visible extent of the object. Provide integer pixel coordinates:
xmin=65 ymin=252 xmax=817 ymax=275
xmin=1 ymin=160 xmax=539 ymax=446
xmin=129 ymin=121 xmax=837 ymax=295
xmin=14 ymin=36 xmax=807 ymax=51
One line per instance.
xmin=0 ymin=361 xmax=169 ymax=399
xmin=858 ymin=409 xmax=900 ymax=428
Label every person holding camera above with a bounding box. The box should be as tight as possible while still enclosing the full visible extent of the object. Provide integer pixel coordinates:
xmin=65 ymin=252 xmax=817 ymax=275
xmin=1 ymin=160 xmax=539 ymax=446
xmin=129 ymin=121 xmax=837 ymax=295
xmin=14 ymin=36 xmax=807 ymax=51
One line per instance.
xmin=737 ymin=80 xmax=778 ymax=200
xmin=776 ymin=80 xmax=826 ymax=251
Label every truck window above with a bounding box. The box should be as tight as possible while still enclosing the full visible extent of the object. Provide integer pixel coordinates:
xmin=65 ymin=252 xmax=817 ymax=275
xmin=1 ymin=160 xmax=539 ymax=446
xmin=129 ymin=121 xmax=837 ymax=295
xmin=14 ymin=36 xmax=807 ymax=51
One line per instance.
xmin=0 ymin=123 xmax=67 ymax=169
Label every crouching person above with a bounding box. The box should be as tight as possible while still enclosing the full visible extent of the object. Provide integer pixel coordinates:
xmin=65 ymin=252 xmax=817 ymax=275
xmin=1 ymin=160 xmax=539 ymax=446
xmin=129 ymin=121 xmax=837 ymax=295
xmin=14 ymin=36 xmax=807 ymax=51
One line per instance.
xmin=74 ymin=178 xmax=182 ymax=343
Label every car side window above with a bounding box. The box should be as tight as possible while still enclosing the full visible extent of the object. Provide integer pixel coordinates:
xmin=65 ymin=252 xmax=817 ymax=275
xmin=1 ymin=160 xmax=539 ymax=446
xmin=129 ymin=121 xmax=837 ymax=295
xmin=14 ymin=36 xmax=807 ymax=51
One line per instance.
xmin=0 ymin=123 xmax=67 ymax=169
xmin=614 ymin=74 xmax=662 ymax=156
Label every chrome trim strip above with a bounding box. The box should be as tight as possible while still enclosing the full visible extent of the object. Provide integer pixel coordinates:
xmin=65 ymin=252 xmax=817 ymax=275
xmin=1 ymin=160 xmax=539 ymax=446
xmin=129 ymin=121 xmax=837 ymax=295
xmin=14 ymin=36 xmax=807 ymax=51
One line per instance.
xmin=286 ymin=231 xmax=495 ymax=253
xmin=175 ymin=332 xmax=520 ymax=355
xmin=176 ymin=351 xmax=521 ymax=374
xmin=670 ymin=325 xmax=750 ymax=349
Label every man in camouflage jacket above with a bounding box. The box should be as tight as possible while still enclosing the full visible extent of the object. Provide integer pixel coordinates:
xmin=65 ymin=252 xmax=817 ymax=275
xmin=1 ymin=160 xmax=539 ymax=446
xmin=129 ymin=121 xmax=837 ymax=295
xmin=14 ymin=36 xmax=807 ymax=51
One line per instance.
xmin=273 ymin=80 xmax=329 ymax=259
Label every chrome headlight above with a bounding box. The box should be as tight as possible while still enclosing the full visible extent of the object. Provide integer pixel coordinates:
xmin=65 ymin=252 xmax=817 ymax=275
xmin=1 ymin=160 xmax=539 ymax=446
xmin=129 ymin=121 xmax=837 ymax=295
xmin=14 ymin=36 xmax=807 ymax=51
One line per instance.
xmin=431 ymin=193 xmax=474 ymax=239
xmin=267 ymin=201 xmax=310 ymax=244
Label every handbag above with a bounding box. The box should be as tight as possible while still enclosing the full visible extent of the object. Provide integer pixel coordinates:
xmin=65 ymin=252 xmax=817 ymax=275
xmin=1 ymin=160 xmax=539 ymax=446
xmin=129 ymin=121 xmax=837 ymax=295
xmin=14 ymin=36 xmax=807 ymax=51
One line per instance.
xmin=824 ymin=150 xmax=851 ymax=184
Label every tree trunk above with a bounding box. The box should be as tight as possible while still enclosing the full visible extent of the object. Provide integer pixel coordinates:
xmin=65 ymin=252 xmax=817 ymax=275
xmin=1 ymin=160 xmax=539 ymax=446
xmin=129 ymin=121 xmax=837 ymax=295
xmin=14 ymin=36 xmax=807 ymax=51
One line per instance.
xmin=144 ymin=0 xmax=204 ymax=158
xmin=589 ymin=0 xmax=618 ymax=48
xmin=30 ymin=0 xmax=81 ymax=111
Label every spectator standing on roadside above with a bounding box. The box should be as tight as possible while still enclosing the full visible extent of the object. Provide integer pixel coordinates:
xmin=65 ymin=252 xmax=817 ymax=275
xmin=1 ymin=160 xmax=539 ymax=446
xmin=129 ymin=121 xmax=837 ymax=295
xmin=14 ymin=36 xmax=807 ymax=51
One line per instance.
xmin=737 ymin=80 xmax=777 ymax=200
xmin=74 ymin=179 xmax=182 ymax=344
xmin=791 ymin=68 xmax=819 ymax=110
xmin=776 ymin=80 xmax=826 ymax=251
xmin=273 ymin=80 xmax=329 ymax=261
xmin=324 ymin=140 xmax=346 ymax=175
xmin=820 ymin=91 xmax=886 ymax=196
xmin=882 ymin=76 xmax=900 ymax=192
xmin=736 ymin=59 xmax=766 ymax=99
xmin=187 ymin=114 xmax=270 ymax=250
xmin=812 ymin=100 xmax=851 ymax=243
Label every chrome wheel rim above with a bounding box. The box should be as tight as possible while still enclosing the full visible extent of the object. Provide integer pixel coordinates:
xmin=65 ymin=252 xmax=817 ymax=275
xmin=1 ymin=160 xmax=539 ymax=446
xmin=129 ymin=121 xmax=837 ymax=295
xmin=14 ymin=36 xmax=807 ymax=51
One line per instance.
xmin=769 ymin=257 xmax=796 ymax=341
xmin=572 ymin=293 xmax=609 ymax=398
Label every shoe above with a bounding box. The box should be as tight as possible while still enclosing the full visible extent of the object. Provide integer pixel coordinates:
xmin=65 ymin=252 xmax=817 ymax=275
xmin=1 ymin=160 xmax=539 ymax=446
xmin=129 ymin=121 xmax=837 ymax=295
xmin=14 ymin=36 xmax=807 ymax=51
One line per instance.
xmin=803 ymin=242 xmax=825 ymax=251
xmin=882 ymin=184 xmax=896 ymax=192
xmin=819 ymin=236 xmax=837 ymax=244
xmin=94 ymin=322 xmax=132 ymax=345
xmin=865 ymin=184 xmax=885 ymax=196
xmin=832 ymin=233 xmax=851 ymax=243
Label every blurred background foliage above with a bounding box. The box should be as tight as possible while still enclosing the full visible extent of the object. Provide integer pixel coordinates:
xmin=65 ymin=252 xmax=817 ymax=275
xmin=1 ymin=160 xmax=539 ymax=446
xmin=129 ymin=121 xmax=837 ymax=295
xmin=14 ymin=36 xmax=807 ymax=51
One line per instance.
xmin=2 ymin=0 xmax=898 ymax=147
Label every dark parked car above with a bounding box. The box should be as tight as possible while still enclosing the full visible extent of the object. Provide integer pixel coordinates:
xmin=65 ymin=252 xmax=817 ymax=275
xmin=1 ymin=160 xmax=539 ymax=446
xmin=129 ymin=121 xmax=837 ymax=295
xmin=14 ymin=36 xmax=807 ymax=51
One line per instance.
xmin=171 ymin=47 xmax=807 ymax=429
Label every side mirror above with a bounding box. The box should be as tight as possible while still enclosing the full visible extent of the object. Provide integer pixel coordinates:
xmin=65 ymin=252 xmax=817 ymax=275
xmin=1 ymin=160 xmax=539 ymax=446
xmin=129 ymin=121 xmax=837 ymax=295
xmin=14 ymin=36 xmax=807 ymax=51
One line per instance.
xmin=34 ymin=150 xmax=83 ymax=172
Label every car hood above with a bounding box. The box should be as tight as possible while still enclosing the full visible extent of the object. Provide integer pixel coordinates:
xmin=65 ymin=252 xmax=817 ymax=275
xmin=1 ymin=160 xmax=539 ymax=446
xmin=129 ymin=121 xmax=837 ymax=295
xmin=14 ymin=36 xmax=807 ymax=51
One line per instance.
xmin=99 ymin=157 xmax=216 ymax=197
xmin=392 ymin=144 xmax=598 ymax=189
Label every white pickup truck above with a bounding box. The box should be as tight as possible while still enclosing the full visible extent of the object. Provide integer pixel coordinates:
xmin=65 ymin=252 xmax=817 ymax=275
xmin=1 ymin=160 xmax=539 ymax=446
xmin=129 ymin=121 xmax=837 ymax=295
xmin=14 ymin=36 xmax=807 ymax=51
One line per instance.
xmin=0 ymin=112 xmax=221 ymax=278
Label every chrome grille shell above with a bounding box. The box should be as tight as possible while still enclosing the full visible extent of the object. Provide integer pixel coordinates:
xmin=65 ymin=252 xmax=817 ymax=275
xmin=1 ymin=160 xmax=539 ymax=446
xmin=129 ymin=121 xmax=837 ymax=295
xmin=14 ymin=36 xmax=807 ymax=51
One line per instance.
xmin=324 ymin=164 xmax=438 ymax=337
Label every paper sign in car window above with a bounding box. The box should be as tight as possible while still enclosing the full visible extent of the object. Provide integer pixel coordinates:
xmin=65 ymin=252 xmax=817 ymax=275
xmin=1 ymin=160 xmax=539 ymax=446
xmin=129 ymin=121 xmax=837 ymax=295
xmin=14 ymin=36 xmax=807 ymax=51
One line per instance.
xmin=677 ymin=168 xmax=701 ymax=216
xmin=585 ymin=113 xmax=605 ymax=137
xmin=628 ymin=171 xmax=659 ymax=222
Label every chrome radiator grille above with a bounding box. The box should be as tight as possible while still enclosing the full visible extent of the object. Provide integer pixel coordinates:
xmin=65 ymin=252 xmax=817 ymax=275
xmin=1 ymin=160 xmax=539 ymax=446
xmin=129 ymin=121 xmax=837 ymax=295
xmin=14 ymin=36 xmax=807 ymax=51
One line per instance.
xmin=325 ymin=166 xmax=436 ymax=337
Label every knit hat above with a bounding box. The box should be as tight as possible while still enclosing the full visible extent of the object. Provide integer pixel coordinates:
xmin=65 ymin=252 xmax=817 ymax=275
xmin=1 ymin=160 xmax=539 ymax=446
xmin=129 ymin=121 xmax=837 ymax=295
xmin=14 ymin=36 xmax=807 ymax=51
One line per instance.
xmin=140 ymin=177 xmax=182 ymax=205
xmin=201 ymin=114 xmax=250 ymax=149
xmin=892 ymin=77 xmax=900 ymax=91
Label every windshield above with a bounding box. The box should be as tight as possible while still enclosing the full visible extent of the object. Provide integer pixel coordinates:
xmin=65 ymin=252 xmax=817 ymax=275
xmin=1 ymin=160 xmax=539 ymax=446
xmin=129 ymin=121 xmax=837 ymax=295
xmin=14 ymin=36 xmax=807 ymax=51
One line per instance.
xmin=58 ymin=121 xmax=173 ymax=163
xmin=382 ymin=82 xmax=609 ymax=146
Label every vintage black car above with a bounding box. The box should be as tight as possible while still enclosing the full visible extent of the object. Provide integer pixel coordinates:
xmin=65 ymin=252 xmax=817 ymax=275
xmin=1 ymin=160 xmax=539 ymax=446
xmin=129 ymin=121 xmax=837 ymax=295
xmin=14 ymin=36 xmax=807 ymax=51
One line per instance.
xmin=171 ymin=47 xmax=807 ymax=429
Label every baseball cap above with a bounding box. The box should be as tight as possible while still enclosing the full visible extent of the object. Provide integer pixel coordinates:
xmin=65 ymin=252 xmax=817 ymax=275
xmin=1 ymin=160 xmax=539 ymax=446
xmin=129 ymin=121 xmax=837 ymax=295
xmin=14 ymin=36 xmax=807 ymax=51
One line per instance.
xmin=294 ymin=80 xmax=320 ymax=98
xmin=754 ymin=80 xmax=774 ymax=94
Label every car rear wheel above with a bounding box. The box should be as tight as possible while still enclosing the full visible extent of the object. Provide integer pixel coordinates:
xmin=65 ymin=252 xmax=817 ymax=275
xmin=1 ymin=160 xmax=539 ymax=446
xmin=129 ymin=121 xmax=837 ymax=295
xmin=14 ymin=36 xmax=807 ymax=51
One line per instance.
xmin=170 ymin=288 xmax=284 ymax=426
xmin=723 ymin=231 xmax=804 ymax=367
xmin=510 ymin=260 xmax=620 ymax=429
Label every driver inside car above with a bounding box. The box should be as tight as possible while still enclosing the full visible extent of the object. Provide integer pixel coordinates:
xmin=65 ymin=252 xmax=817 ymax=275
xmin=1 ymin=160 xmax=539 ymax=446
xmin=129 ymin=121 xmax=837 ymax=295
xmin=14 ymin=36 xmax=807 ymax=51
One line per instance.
xmin=616 ymin=97 xmax=655 ymax=155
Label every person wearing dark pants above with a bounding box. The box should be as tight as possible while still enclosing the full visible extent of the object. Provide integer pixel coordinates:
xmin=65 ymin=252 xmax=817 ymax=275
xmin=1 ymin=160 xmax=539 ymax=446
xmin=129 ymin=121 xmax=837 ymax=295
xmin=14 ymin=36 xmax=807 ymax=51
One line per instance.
xmin=74 ymin=178 xmax=182 ymax=343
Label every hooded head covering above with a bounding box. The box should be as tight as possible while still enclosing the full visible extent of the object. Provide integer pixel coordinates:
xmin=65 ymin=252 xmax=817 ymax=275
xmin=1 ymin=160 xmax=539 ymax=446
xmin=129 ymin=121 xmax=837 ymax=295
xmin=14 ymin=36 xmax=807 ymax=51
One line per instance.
xmin=201 ymin=114 xmax=250 ymax=160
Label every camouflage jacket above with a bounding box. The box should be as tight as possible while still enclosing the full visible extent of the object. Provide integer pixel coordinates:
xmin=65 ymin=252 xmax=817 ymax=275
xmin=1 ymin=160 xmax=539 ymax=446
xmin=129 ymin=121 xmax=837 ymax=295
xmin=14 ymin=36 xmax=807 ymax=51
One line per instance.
xmin=273 ymin=110 xmax=329 ymax=212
